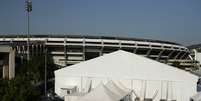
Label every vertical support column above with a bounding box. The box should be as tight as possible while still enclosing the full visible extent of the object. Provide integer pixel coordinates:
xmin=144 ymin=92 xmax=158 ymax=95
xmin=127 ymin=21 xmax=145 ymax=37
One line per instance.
xmin=193 ymin=49 xmax=197 ymax=60
xmin=133 ymin=48 xmax=138 ymax=54
xmin=83 ymin=38 xmax=85 ymax=61
xmin=100 ymin=39 xmax=104 ymax=56
xmin=36 ymin=44 xmax=38 ymax=56
xmin=133 ymin=42 xmax=138 ymax=54
xmin=64 ymin=37 xmax=67 ymax=66
xmin=157 ymin=49 xmax=164 ymax=61
xmin=146 ymin=49 xmax=152 ymax=57
xmin=118 ymin=40 xmax=121 ymax=50
xmin=39 ymin=44 xmax=42 ymax=56
xmin=31 ymin=44 xmax=34 ymax=57
xmin=9 ymin=48 xmax=15 ymax=79
xmin=3 ymin=60 xmax=9 ymax=79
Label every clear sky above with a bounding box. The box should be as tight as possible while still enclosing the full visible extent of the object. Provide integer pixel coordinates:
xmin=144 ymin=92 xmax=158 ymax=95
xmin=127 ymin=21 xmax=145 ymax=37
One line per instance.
xmin=0 ymin=0 xmax=201 ymax=45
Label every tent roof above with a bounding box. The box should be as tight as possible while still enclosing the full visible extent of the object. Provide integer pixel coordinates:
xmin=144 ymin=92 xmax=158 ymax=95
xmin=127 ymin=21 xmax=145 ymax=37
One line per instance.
xmin=55 ymin=50 xmax=198 ymax=82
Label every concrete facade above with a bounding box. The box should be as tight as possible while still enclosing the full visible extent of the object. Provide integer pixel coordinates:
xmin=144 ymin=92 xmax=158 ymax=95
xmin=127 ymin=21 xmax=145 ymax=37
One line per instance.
xmin=0 ymin=35 xmax=190 ymax=68
xmin=0 ymin=35 xmax=190 ymax=67
xmin=0 ymin=46 xmax=15 ymax=79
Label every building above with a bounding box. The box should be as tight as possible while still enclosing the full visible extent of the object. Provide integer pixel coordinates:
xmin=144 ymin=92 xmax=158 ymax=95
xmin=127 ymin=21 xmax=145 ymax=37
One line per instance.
xmin=0 ymin=34 xmax=192 ymax=78
xmin=0 ymin=35 xmax=190 ymax=66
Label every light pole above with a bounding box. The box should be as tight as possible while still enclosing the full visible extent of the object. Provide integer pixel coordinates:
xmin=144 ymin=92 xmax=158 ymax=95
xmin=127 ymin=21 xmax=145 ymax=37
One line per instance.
xmin=25 ymin=0 xmax=32 ymax=60
xmin=44 ymin=47 xmax=47 ymax=96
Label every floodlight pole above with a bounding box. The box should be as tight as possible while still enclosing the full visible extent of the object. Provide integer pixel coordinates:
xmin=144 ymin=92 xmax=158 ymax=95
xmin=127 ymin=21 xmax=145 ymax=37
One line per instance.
xmin=27 ymin=10 xmax=30 ymax=60
xmin=26 ymin=0 xmax=32 ymax=60
xmin=44 ymin=48 xmax=47 ymax=96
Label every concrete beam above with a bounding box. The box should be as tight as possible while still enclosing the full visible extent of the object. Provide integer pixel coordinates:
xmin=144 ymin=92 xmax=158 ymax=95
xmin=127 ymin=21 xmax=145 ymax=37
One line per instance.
xmin=180 ymin=52 xmax=187 ymax=59
xmin=174 ymin=51 xmax=182 ymax=59
xmin=167 ymin=50 xmax=175 ymax=60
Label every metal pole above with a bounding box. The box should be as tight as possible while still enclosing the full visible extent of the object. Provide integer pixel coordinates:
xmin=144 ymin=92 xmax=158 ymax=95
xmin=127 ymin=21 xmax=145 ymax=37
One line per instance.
xmin=44 ymin=48 xmax=47 ymax=96
xmin=27 ymin=11 xmax=30 ymax=60
xmin=25 ymin=0 xmax=32 ymax=60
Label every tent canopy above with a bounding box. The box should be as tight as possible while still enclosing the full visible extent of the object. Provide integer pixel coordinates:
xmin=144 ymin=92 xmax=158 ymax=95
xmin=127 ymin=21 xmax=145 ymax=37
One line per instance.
xmin=55 ymin=50 xmax=197 ymax=82
xmin=105 ymin=80 xmax=131 ymax=98
xmin=191 ymin=92 xmax=201 ymax=101
xmin=76 ymin=82 xmax=122 ymax=101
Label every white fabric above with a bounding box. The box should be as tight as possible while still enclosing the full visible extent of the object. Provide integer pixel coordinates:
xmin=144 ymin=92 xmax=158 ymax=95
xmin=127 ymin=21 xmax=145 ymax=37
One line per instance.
xmin=191 ymin=92 xmax=201 ymax=101
xmin=76 ymin=82 xmax=121 ymax=101
xmin=105 ymin=80 xmax=130 ymax=98
xmin=55 ymin=50 xmax=198 ymax=101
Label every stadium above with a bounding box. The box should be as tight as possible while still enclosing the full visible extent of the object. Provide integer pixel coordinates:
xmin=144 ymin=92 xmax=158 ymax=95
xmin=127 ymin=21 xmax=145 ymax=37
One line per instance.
xmin=0 ymin=34 xmax=189 ymax=67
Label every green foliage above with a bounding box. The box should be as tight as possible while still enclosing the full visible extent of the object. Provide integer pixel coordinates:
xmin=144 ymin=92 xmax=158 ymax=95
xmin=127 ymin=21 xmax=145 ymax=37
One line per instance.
xmin=26 ymin=55 xmax=57 ymax=84
xmin=0 ymin=76 xmax=40 ymax=101
xmin=0 ymin=55 xmax=57 ymax=101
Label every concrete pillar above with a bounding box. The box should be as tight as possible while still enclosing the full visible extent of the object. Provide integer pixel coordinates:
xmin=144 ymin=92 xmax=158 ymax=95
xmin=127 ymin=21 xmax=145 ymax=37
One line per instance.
xmin=32 ymin=45 xmax=34 ymax=56
xmin=100 ymin=47 xmax=104 ymax=56
xmin=133 ymin=48 xmax=138 ymax=54
xmin=83 ymin=46 xmax=85 ymax=61
xmin=193 ymin=49 xmax=197 ymax=60
xmin=39 ymin=44 xmax=42 ymax=56
xmin=64 ymin=38 xmax=67 ymax=66
xmin=9 ymin=48 xmax=15 ymax=79
xmin=82 ymin=38 xmax=85 ymax=61
xmin=3 ymin=64 xmax=9 ymax=79
xmin=146 ymin=49 xmax=152 ymax=57
xmin=118 ymin=40 xmax=121 ymax=50
xmin=36 ymin=45 xmax=39 ymax=56
xmin=157 ymin=49 xmax=164 ymax=61
xmin=100 ymin=39 xmax=104 ymax=56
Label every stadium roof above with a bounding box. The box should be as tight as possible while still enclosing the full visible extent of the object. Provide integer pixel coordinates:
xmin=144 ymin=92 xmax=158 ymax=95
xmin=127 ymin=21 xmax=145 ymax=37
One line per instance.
xmin=0 ymin=34 xmax=181 ymax=45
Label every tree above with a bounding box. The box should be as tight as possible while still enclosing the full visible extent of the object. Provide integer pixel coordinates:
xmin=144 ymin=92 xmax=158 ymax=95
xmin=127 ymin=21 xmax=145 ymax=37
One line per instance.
xmin=0 ymin=55 xmax=57 ymax=101
xmin=0 ymin=76 xmax=40 ymax=101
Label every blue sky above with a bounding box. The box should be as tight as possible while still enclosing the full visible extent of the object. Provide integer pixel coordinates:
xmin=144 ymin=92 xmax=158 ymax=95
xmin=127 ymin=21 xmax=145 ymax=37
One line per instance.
xmin=0 ymin=0 xmax=201 ymax=45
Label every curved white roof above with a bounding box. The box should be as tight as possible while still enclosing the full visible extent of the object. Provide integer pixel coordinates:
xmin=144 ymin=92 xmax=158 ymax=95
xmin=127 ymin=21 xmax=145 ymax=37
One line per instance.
xmin=55 ymin=50 xmax=197 ymax=82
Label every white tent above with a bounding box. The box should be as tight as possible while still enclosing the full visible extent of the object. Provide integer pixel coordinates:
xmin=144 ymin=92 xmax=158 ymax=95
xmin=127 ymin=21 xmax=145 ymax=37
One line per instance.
xmin=55 ymin=50 xmax=198 ymax=101
xmin=190 ymin=92 xmax=201 ymax=101
xmin=76 ymin=82 xmax=122 ymax=101
xmin=105 ymin=80 xmax=132 ymax=101
xmin=105 ymin=80 xmax=130 ymax=97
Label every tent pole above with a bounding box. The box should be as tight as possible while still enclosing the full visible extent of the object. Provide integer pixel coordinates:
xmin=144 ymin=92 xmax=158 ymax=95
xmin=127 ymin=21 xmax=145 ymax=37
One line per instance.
xmin=81 ymin=76 xmax=83 ymax=92
xmin=143 ymin=80 xmax=147 ymax=100
xmin=166 ymin=81 xmax=169 ymax=100
xmin=160 ymin=81 xmax=163 ymax=99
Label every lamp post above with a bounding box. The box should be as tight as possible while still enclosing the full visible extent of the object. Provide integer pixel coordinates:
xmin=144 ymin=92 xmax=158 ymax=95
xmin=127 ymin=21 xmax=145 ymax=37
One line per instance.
xmin=25 ymin=0 xmax=32 ymax=60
